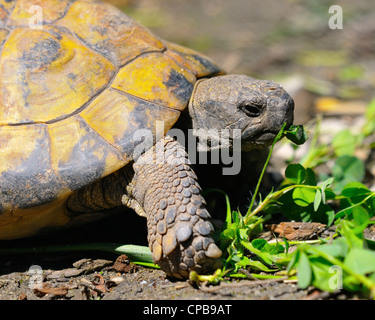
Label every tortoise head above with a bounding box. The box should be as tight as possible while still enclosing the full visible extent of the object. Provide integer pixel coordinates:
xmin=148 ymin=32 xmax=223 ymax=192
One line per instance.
xmin=188 ymin=74 xmax=294 ymax=151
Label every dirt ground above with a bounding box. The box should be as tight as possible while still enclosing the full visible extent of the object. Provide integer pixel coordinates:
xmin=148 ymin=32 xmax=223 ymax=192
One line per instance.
xmin=0 ymin=222 xmax=345 ymax=301
xmin=1 ymin=0 xmax=374 ymax=302
xmin=0 ymin=218 xmax=364 ymax=301
xmin=0 ymin=252 xmax=313 ymax=301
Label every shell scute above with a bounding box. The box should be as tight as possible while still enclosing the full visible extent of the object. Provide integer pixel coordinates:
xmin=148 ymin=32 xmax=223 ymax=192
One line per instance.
xmin=112 ymin=52 xmax=195 ymax=111
xmin=57 ymin=0 xmax=165 ymax=65
xmin=6 ymin=0 xmax=73 ymax=27
xmin=80 ymin=88 xmax=180 ymax=158
xmin=0 ymin=26 xmax=115 ymax=125
xmin=48 ymin=115 xmax=127 ymax=191
xmin=0 ymin=0 xmax=16 ymax=26
xmin=0 ymin=124 xmax=65 ymax=211
xmin=164 ymin=41 xmax=223 ymax=78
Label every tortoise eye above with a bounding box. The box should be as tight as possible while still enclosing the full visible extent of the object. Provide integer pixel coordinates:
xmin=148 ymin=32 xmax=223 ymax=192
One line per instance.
xmin=240 ymin=103 xmax=262 ymax=117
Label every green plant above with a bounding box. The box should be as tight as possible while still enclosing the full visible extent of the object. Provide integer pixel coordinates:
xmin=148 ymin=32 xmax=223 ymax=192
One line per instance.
xmin=211 ymin=102 xmax=375 ymax=298
xmin=288 ymin=219 xmax=375 ymax=296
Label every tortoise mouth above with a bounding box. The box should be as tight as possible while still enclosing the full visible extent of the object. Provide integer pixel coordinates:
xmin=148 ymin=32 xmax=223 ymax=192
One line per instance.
xmin=254 ymin=131 xmax=278 ymax=143
xmin=239 ymin=129 xmax=279 ymax=151
xmin=242 ymin=127 xmax=278 ymax=142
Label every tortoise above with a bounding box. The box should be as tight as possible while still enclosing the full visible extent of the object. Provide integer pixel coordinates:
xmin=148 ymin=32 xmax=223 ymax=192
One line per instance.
xmin=0 ymin=0 xmax=294 ymax=278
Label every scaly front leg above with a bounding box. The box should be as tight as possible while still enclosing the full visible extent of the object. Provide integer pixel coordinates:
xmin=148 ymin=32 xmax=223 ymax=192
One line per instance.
xmin=122 ymin=136 xmax=222 ymax=279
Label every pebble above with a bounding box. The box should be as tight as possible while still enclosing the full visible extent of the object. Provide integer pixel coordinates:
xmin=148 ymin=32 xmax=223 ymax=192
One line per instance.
xmin=72 ymin=259 xmax=113 ymax=273
xmin=109 ymin=276 xmax=125 ymax=285
xmin=46 ymin=268 xmax=83 ymax=280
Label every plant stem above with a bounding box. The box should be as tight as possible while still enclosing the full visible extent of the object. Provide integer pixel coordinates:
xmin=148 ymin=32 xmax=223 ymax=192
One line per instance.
xmin=309 ymin=247 xmax=375 ymax=296
xmin=335 ymin=193 xmax=375 ymax=219
xmin=245 ymin=184 xmax=319 ymax=225
xmin=229 ymin=273 xmax=287 ymax=280
xmin=245 ymin=123 xmax=287 ymax=222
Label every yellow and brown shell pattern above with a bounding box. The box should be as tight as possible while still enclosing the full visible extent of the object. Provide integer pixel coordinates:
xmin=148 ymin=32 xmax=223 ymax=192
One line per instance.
xmin=0 ymin=0 xmax=222 ymax=239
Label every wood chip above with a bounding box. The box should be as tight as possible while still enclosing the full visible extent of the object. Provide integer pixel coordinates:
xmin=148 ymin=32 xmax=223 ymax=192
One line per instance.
xmin=18 ymin=292 xmax=27 ymax=300
xmin=266 ymin=222 xmax=326 ymax=240
xmin=33 ymin=283 xmax=69 ymax=298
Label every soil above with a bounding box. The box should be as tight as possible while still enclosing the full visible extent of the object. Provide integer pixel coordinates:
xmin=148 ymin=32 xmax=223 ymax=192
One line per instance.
xmin=0 ymin=221 xmax=365 ymax=301
xmin=0 ymin=254 xmax=313 ymax=301
xmin=1 ymin=0 xmax=374 ymax=302
xmin=0 ymin=211 xmax=316 ymax=300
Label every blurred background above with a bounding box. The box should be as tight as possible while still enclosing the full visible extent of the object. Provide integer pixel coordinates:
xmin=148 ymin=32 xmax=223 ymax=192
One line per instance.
xmin=105 ymin=0 xmax=374 ymax=125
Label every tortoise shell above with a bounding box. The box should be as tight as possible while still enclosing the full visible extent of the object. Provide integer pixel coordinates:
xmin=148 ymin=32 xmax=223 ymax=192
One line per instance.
xmin=0 ymin=0 xmax=222 ymax=239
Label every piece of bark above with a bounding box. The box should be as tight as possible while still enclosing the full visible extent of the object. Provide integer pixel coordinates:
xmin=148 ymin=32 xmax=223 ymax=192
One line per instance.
xmin=267 ymin=222 xmax=326 ymax=240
